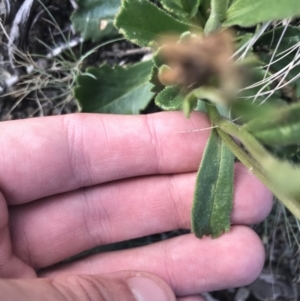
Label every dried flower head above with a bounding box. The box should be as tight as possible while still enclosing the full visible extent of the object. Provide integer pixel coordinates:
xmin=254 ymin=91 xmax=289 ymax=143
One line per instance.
xmin=158 ymin=30 xmax=242 ymax=101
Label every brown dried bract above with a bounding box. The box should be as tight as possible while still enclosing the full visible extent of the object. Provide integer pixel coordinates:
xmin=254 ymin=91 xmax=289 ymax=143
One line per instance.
xmin=159 ymin=31 xmax=239 ymax=96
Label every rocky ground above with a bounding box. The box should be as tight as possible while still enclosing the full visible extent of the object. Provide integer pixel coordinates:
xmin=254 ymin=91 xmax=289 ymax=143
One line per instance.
xmin=0 ymin=1 xmax=299 ymax=300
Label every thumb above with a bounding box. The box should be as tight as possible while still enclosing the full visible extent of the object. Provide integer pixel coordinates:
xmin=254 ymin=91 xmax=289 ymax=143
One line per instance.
xmin=0 ymin=271 xmax=176 ymax=301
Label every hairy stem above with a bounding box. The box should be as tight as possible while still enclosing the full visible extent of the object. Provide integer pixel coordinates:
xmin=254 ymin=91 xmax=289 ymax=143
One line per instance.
xmin=204 ymin=0 xmax=228 ymax=34
xmin=206 ymin=104 xmax=267 ymax=181
xmin=206 ymin=104 xmax=300 ymax=219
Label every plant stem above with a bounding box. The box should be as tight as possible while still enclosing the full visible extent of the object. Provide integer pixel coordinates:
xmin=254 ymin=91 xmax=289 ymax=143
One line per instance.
xmin=206 ymin=104 xmax=267 ymax=181
xmin=206 ymin=104 xmax=300 ymax=219
xmin=204 ymin=0 xmax=228 ymax=34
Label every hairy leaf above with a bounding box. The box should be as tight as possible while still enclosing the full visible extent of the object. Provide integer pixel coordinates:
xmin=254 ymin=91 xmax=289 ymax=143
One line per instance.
xmin=182 ymin=91 xmax=199 ymax=117
xmin=155 ymin=86 xmax=184 ymax=110
xmin=160 ymin=0 xmax=201 ymax=18
xmin=242 ymin=103 xmax=300 ymax=146
xmin=114 ymin=0 xmax=190 ymax=48
xmin=231 ymin=99 xmax=286 ymax=124
xmin=238 ymin=129 xmax=300 ymax=219
xmin=149 ymin=66 xmax=165 ymax=93
xmin=192 ymin=129 xmax=234 ymax=238
xmin=75 ymin=60 xmax=154 ymax=114
xmin=71 ymin=0 xmax=120 ymax=42
xmin=268 ymin=160 xmax=300 ymax=219
xmin=224 ymin=0 xmax=300 ymax=27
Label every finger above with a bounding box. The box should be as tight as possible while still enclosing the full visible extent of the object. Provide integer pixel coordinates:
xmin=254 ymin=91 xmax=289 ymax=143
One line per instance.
xmin=0 ymin=271 xmax=176 ymax=301
xmin=0 ymin=191 xmax=36 ymax=278
xmin=41 ymin=227 xmax=265 ymax=296
xmin=10 ymin=164 xmax=272 ymax=268
xmin=0 ymin=112 xmax=210 ymax=205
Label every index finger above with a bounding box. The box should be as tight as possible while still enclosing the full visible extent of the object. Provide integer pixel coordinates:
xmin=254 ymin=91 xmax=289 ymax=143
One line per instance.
xmin=0 ymin=112 xmax=210 ymax=205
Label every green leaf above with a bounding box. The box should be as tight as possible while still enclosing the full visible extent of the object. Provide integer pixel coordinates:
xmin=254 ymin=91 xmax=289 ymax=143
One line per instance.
xmin=183 ymin=91 xmax=198 ymax=117
xmin=192 ymin=129 xmax=234 ymax=238
xmin=237 ymin=67 xmax=282 ymax=103
xmin=267 ymin=160 xmax=300 ymax=219
xmin=231 ymin=99 xmax=286 ymax=124
xmin=267 ymin=144 xmax=300 ymax=163
xmin=71 ymin=0 xmax=121 ymax=42
xmin=255 ymin=26 xmax=300 ymax=54
xmin=114 ymin=0 xmax=190 ymax=48
xmin=242 ymin=103 xmax=300 ymax=146
xmin=160 ymin=0 xmax=201 ymax=18
xmin=236 ymin=32 xmax=253 ymax=49
xmin=195 ymin=99 xmax=207 ymax=112
xmin=224 ymin=0 xmax=300 ymax=27
xmin=153 ymin=47 xmax=165 ymax=68
xmin=149 ymin=66 xmax=165 ymax=93
xmin=237 ymin=129 xmax=300 ymax=219
xmin=155 ymin=86 xmax=184 ymax=110
xmin=74 ymin=60 xmax=154 ymax=114
xmin=192 ymin=87 xmax=226 ymax=104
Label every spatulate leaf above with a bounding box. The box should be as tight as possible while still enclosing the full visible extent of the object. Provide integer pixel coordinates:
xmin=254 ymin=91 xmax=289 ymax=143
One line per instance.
xmin=192 ymin=128 xmax=234 ymax=238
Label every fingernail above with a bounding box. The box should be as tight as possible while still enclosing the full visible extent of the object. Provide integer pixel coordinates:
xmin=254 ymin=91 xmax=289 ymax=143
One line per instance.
xmin=127 ymin=276 xmax=171 ymax=301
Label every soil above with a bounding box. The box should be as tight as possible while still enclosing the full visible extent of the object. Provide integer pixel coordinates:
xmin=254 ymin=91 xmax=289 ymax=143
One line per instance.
xmin=0 ymin=1 xmax=299 ymax=300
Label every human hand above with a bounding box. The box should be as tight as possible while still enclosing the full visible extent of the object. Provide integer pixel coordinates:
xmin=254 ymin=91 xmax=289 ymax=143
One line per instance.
xmin=0 ymin=112 xmax=272 ymax=301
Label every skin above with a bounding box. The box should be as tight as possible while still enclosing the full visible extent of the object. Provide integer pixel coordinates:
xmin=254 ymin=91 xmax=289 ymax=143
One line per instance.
xmin=0 ymin=112 xmax=273 ymax=300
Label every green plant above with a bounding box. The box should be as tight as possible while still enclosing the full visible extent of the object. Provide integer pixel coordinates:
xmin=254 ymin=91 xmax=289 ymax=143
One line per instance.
xmin=72 ymin=0 xmax=300 ymax=238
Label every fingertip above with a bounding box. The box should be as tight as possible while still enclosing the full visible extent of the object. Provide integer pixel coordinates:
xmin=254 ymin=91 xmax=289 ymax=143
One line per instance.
xmin=126 ymin=272 xmax=177 ymax=301
xmin=219 ymin=226 xmax=265 ymax=287
xmin=232 ymin=163 xmax=273 ymax=224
